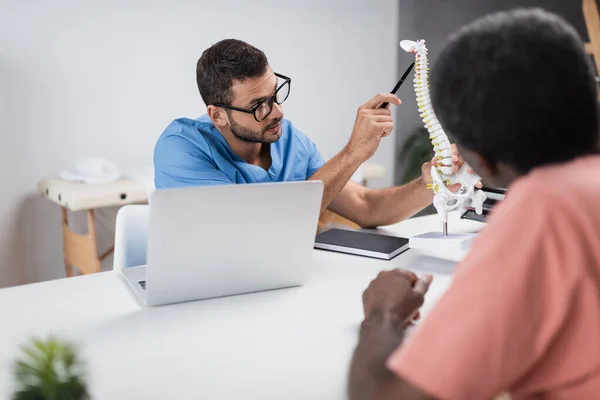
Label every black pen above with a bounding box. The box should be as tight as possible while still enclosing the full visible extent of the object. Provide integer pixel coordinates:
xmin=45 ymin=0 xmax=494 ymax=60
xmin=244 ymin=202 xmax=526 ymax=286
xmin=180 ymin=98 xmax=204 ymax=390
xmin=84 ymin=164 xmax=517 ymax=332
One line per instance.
xmin=380 ymin=61 xmax=415 ymax=108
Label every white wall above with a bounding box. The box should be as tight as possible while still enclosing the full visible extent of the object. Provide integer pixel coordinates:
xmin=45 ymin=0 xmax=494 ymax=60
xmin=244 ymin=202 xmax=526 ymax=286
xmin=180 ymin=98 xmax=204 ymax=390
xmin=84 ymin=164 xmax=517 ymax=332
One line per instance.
xmin=0 ymin=0 xmax=399 ymax=287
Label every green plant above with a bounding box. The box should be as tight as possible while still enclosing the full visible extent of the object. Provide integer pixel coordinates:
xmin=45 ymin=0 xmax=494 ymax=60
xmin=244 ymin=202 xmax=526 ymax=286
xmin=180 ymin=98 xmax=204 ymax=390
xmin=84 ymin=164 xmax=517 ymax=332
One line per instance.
xmin=398 ymin=126 xmax=434 ymax=184
xmin=11 ymin=336 xmax=90 ymax=400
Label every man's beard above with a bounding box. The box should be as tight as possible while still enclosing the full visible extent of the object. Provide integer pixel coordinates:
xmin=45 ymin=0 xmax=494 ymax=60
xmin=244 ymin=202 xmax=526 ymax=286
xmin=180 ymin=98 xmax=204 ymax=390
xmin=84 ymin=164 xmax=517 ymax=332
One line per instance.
xmin=228 ymin=113 xmax=282 ymax=144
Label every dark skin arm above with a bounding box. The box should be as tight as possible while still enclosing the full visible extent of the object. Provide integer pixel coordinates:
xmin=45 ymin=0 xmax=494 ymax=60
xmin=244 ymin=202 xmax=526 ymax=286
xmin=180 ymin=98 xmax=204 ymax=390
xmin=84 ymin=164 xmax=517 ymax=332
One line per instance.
xmin=348 ymin=270 xmax=437 ymax=400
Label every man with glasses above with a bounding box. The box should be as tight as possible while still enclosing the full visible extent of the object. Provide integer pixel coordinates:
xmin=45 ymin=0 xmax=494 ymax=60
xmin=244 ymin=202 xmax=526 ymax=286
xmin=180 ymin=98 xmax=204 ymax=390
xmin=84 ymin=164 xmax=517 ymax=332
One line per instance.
xmin=154 ymin=39 xmax=467 ymax=227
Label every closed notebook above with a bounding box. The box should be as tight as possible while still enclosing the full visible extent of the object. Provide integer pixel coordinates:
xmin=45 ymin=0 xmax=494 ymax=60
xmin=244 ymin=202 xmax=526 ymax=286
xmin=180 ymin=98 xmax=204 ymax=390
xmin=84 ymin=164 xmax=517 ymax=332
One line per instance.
xmin=314 ymin=228 xmax=409 ymax=260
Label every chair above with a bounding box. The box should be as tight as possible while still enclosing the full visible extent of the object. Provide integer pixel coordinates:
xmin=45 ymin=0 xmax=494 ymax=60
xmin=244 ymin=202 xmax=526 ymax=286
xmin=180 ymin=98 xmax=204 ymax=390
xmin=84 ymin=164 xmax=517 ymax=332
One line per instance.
xmin=113 ymin=205 xmax=150 ymax=270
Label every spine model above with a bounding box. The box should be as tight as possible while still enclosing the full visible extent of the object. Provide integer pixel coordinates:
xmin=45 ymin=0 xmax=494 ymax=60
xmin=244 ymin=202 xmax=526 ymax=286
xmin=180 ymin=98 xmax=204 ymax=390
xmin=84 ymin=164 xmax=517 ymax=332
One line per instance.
xmin=402 ymin=39 xmax=453 ymax=187
xmin=400 ymin=39 xmax=486 ymax=231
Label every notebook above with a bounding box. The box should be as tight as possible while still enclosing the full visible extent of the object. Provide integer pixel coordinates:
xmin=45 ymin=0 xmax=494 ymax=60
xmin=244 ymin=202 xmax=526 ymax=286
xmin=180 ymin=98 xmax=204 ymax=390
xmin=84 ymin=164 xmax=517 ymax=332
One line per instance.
xmin=314 ymin=228 xmax=410 ymax=260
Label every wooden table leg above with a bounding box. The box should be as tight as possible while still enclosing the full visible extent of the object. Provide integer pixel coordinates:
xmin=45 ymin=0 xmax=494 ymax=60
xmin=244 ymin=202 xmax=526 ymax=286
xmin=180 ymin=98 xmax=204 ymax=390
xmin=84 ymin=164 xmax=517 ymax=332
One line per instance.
xmin=62 ymin=208 xmax=74 ymax=277
xmin=584 ymin=0 xmax=600 ymax=77
xmin=62 ymin=208 xmax=102 ymax=276
xmin=583 ymin=0 xmax=600 ymax=100
xmin=99 ymin=246 xmax=114 ymax=262
xmin=87 ymin=210 xmax=101 ymax=274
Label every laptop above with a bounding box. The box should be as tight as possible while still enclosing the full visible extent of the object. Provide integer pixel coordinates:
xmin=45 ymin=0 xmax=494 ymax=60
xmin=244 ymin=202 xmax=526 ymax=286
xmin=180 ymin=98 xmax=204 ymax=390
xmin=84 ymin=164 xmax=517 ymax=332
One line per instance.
xmin=120 ymin=180 xmax=324 ymax=307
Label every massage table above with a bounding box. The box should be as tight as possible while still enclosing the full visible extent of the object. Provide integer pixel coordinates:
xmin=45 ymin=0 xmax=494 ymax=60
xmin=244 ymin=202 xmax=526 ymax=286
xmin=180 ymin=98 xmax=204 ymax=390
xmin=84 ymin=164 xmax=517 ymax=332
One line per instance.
xmin=37 ymin=177 xmax=149 ymax=276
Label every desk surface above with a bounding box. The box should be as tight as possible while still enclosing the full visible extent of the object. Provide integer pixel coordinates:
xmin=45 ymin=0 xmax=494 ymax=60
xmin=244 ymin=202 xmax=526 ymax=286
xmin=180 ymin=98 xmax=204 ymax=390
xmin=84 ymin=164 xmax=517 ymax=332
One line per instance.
xmin=0 ymin=212 xmax=484 ymax=400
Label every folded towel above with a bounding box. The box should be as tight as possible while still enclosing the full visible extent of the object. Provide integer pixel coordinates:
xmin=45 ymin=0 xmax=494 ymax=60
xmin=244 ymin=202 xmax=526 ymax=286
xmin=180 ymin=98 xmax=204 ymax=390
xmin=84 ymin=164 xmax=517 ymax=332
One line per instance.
xmin=60 ymin=158 xmax=121 ymax=184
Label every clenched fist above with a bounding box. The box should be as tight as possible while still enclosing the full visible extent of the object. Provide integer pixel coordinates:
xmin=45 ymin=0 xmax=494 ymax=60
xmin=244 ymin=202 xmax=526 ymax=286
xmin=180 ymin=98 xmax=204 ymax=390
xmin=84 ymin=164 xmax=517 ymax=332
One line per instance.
xmin=362 ymin=269 xmax=433 ymax=327
xmin=344 ymin=93 xmax=402 ymax=163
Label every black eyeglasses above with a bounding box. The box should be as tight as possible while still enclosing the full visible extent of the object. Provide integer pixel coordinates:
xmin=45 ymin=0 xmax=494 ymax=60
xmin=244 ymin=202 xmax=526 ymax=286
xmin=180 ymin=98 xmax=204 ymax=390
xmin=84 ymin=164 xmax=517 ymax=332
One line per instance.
xmin=214 ymin=73 xmax=291 ymax=122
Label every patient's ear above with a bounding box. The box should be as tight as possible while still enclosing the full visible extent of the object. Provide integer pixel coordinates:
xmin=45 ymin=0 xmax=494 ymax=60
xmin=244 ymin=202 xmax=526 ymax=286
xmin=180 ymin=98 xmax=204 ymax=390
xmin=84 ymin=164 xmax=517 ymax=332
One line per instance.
xmin=207 ymin=105 xmax=228 ymax=128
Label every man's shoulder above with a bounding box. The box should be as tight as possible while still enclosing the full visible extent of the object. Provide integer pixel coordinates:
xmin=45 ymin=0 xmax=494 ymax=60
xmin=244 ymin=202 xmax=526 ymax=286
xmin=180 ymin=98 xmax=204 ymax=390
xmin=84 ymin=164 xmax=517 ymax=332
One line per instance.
xmin=155 ymin=115 xmax=217 ymax=155
xmin=158 ymin=115 xmax=215 ymax=140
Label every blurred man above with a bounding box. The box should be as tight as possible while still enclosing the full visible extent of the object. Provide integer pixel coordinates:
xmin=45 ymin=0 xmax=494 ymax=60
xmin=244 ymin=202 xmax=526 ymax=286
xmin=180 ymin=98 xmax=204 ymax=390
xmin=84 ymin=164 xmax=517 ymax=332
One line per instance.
xmin=153 ymin=39 xmax=468 ymax=228
xmin=349 ymin=8 xmax=600 ymax=399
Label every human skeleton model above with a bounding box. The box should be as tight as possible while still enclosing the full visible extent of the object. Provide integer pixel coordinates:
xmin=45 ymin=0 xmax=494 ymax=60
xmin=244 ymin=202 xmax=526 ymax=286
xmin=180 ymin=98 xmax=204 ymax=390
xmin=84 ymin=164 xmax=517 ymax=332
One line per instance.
xmin=400 ymin=39 xmax=486 ymax=235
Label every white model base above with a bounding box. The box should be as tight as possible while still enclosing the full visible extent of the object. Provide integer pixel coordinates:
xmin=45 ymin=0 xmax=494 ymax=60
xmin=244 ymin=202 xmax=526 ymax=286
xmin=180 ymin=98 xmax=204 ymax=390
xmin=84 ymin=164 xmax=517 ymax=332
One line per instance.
xmin=409 ymin=231 xmax=477 ymax=252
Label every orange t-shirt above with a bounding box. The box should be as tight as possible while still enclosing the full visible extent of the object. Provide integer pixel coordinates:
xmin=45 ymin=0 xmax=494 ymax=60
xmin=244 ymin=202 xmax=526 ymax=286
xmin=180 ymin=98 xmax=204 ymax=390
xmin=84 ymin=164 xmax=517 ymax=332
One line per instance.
xmin=387 ymin=155 xmax=600 ymax=399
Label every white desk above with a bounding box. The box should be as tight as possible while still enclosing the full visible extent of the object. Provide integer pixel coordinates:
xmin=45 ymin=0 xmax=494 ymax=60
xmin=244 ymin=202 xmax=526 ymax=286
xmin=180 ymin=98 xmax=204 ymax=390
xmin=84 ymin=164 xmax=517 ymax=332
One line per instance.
xmin=0 ymin=212 xmax=484 ymax=400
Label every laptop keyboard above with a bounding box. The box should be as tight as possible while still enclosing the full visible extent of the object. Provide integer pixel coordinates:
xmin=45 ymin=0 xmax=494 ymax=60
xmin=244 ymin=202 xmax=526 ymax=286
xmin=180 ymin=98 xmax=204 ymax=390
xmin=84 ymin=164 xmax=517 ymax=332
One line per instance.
xmin=138 ymin=280 xmax=146 ymax=290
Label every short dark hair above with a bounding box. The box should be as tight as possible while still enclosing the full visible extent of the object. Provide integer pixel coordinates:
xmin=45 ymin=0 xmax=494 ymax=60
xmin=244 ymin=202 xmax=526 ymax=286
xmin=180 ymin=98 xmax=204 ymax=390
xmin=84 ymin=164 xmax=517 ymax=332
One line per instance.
xmin=196 ymin=39 xmax=269 ymax=106
xmin=430 ymin=8 xmax=599 ymax=173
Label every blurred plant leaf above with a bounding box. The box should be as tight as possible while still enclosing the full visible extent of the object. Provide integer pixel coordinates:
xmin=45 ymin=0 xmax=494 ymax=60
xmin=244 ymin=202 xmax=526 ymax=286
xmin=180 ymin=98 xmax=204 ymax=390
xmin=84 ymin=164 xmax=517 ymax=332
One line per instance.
xmin=398 ymin=126 xmax=433 ymax=183
xmin=12 ymin=336 xmax=90 ymax=400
